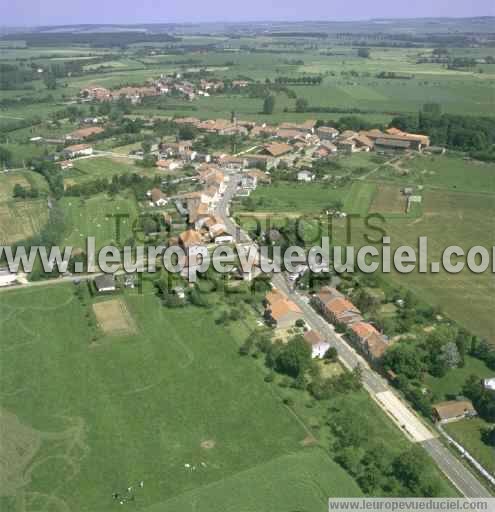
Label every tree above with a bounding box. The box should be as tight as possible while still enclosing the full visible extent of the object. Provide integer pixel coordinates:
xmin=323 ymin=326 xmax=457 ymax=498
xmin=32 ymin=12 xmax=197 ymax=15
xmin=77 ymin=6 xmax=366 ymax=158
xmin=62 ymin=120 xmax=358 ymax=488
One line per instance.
xmin=482 ymin=427 xmax=495 ymax=447
xmin=0 ymin=146 xmax=13 ymax=167
xmin=295 ymin=97 xmax=309 ymax=113
xmin=324 ymin=346 xmax=338 ymax=362
xmin=263 ymin=95 xmax=275 ymax=115
xmin=276 ymin=335 xmax=312 ymax=378
xmin=357 ymin=48 xmax=370 ymax=59
xmin=141 ymin=139 xmax=152 ymax=154
xmin=382 ymin=342 xmax=425 ymax=380
xmin=43 ymin=74 xmax=57 ymax=90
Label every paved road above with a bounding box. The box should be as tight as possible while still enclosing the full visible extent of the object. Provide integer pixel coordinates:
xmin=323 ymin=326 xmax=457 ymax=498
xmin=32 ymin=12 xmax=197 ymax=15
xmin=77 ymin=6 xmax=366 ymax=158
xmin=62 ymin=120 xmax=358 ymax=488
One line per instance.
xmin=215 ymin=173 xmax=492 ymax=499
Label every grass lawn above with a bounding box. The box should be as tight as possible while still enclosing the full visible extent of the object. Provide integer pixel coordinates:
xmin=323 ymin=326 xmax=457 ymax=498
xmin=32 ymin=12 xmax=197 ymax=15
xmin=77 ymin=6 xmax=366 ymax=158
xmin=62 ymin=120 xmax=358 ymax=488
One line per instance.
xmin=425 ymin=356 xmax=494 ymax=400
xmin=408 ymin=154 xmax=495 ymax=194
xmin=64 ymin=156 xmax=142 ymax=186
xmin=0 ymin=283 xmax=361 ymax=512
xmin=61 ymin=193 xmax=139 ymax=251
xmin=245 ymin=182 xmax=351 ymax=213
xmin=444 ymin=418 xmax=495 ymax=476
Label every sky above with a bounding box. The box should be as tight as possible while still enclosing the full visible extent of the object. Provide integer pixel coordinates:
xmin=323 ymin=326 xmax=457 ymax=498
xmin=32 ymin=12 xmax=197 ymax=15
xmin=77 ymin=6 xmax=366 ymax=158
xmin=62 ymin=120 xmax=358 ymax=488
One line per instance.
xmin=1 ymin=0 xmax=494 ymax=27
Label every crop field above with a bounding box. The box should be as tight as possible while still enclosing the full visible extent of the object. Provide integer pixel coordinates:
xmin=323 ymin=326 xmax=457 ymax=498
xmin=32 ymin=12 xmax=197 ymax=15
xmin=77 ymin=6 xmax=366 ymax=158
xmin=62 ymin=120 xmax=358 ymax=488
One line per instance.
xmin=369 ymin=184 xmax=407 ymax=214
xmin=0 ymin=199 xmax=49 ymax=245
xmin=0 ymin=283 xmax=362 ymax=512
xmin=61 ymin=193 xmax=139 ymax=251
xmin=0 ymin=171 xmax=48 ymax=201
xmin=333 ymin=188 xmax=495 ymax=344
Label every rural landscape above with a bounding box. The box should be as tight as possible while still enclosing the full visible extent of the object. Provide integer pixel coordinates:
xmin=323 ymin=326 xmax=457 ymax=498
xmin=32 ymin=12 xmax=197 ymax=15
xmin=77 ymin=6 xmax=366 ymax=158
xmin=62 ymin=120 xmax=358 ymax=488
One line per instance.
xmin=0 ymin=7 xmax=494 ymax=512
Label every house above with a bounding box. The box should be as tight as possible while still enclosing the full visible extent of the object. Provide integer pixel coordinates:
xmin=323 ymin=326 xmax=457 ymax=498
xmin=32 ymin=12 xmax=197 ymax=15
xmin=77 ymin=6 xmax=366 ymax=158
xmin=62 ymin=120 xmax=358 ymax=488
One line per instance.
xmin=247 ymin=169 xmax=271 ymax=184
xmin=156 ymin=159 xmax=182 ymax=171
xmin=172 ymin=286 xmax=186 ymax=300
xmin=240 ymin=172 xmax=258 ymax=191
xmin=304 ymin=330 xmax=331 ymax=359
xmin=483 ymin=378 xmax=495 ymax=391
xmin=148 ymin=188 xmax=168 ymax=207
xmin=312 ymin=286 xmax=343 ymax=311
xmin=375 ymin=138 xmax=412 ymax=152
xmin=317 ymin=141 xmax=338 ymax=157
xmin=297 ymin=170 xmax=315 ymax=182
xmin=65 ymin=126 xmax=104 ymax=141
xmin=244 ymin=154 xmax=277 ymax=170
xmin=312 ymin=287 xmax=363 ymax=327
xmin=262 ymin=142 xmax=293 ymax=158
xmin=178 ymin=229 xmax=203 ymax=254
xmin=276 ymin=128 xmax=309 ymax=141
xmin=94 ymin=274 xmax=116 ymax=293
xmin=63 ymin=144 xmax=93 ymax=158
xmin=349 ymin=321 xmax=389 ymax=362
xmin=212 ymin=231 xmax=234 ymax=245
xmin=58 ymin=160 xmax=74 ymax=170
xmin=364 ymin=128 xmax=430 ymax=152
xmin=218 ymin=156 xmax=246 ymax=172
xmin=317 ymin=126 xmax=339 ymax=141
xmin=264 ymin=288 xmax=303 ymax=329
xmin=353 ymin=133 xmax=374 ymax=152
xmin=336 ymin=139 xmax=356 ymax=154
xmin=433 ymin=400 xmax=477 ymax=423
xmin=80 ymin=86 xmax=112 ymax=101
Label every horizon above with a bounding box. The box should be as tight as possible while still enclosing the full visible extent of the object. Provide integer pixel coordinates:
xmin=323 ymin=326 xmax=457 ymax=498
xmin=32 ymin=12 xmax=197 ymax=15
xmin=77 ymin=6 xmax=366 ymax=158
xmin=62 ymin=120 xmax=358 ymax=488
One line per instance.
xmin=2 ymin=0 xmax=494 ymax=28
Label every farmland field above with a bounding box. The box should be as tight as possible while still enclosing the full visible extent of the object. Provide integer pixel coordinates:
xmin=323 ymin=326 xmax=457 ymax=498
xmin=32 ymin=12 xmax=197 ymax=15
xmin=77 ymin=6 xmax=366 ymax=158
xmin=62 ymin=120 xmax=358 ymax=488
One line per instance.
xmin=0 ymin=199 xmax=49 ymax=245
xmin=63 ymin=156 xmax=142 ymax=186
xmin=0 ymin=283 xmax=362 ymax=512
xmin=61 ymin=193 xmax=139 ymax=250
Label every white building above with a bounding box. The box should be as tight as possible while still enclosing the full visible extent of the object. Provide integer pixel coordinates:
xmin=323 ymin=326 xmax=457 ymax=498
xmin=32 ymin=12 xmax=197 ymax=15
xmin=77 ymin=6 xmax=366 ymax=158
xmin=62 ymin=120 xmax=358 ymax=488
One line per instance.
xmin=297 ymin=170 xmax=315 ymax=182
xmin=304 ymin=330 xmax=331 ymax=358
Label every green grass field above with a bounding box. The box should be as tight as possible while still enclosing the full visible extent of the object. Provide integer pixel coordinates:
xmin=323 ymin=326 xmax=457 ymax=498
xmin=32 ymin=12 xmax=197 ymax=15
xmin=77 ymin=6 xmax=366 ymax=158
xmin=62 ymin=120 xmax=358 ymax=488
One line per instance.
xmin=243 ymin=182 xmax=352 ymax=213
xmin=444 ymin=418 xmax=495 ymax=476
xmin=61 ymin=193 xmax=139 ymax=250
xmin=64 ymin=156 xmax=142 ymax=186
xmin=0 ymin=283 xmax=362 ymax=512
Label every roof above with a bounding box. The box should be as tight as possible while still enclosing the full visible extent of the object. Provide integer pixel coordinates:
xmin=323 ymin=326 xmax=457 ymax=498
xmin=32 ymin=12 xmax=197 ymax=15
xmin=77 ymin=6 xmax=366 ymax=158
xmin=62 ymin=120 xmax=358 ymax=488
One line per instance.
xmin=385 ymin=128 xmax=430 ymax=145
xmin=64 ymin=143 xmax=91 ymax=152
xmin=325 ymin=297 xmax=360 ymax=319
xmin=94 ymin=274 xmax=115 ymax=291
xmin=484 ymin=378 xmax=495 ymax=390
xmin=365 ymin=332 xmax=389 ymax=359
xmin=67 ymin=126 xmax=104 ymax=139
xmin=179 ymin=229 xmax=203 ymax=247
xmin=316 ymin=286 xmax=343 ymax=305
xmin=375 ymin=138 xmax=411 ymax=149
xmin=304 ymin=330 xmax=324 ymax=345
xmin=263 ymin=142 xmax=293 ymax=157
xmin=433 ymin=400 xmax=476 ymax=421
xmin=317 ymin=126 xmax=339 ymax=134
xmin=354 ymin=133 xmax=374 ymax=148
xmin=265 ymin=288 xmax=302 ymax=321
xmin=150 ymin=188 xmax=166 ymax=202
xmin=350 ymin=321 xmax=380 ymax=340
